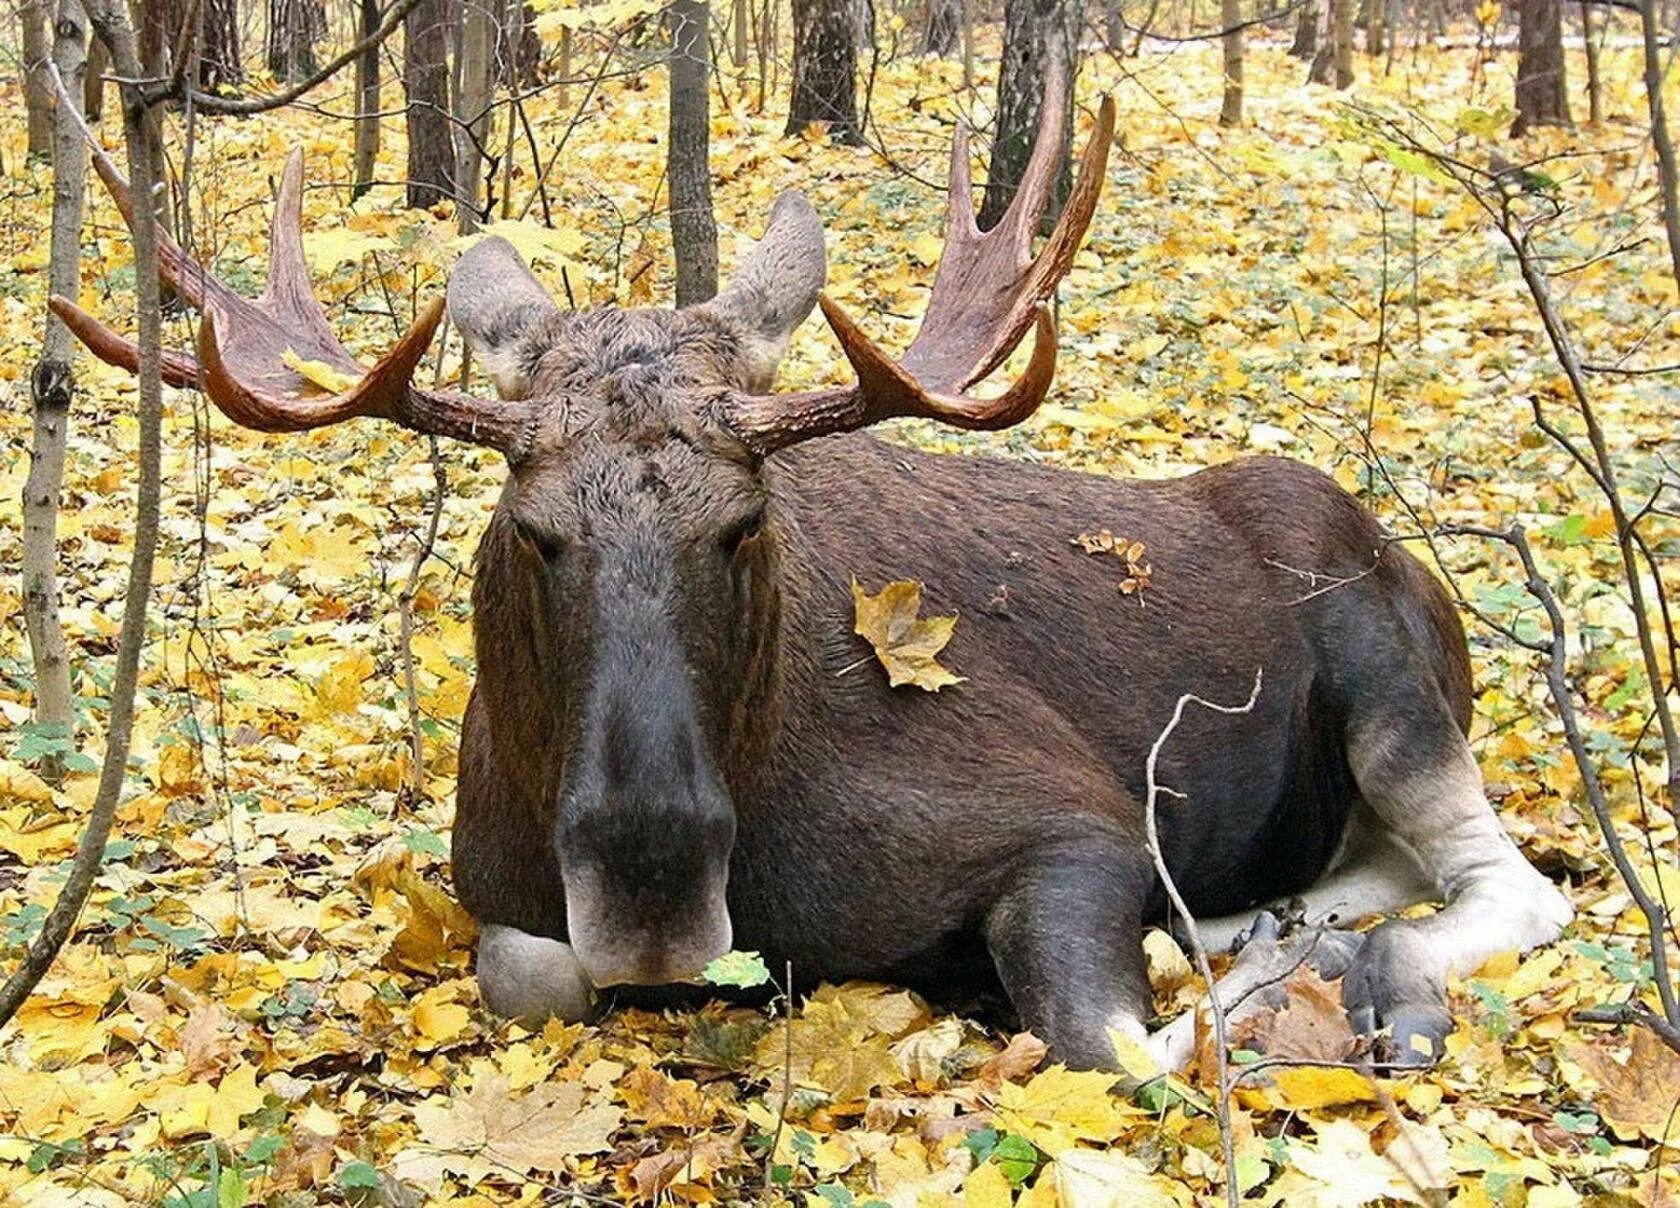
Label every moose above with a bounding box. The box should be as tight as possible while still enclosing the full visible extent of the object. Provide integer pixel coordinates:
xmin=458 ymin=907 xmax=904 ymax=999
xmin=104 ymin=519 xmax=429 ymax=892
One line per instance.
xmin=55 ymin=87 xmax=1572 ymax=1072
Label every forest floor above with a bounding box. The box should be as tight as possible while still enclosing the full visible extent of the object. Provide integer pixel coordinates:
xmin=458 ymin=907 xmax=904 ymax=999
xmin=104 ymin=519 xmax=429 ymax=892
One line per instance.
xmin=0 ymin=23 xmax=1677 ymax=1208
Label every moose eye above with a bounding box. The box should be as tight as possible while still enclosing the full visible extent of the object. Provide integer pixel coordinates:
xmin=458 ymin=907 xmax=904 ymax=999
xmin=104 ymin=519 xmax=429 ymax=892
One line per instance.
xmin=720 ymin=507 xmax=766 ymax=556
xmin=513 ymin=518 xmax=566 ymax=563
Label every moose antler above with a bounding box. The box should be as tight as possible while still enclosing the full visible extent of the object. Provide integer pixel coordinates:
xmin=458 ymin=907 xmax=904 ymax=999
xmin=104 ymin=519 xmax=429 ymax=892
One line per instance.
xmin=50 ymin=146 xmax=536 ymax=457
xmin=723 ymin=74 xmax=1115 ymax=454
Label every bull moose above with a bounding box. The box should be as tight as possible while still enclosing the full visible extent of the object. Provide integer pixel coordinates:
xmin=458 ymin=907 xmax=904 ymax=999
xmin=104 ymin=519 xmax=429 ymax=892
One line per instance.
xmin=55 ymin=86 xmax=1572 ymax=1071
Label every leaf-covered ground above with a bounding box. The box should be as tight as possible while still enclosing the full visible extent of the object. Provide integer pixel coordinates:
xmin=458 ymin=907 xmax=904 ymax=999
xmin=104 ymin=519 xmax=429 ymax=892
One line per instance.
xmin=1 ymin=23 xmax=1677 ymax=1207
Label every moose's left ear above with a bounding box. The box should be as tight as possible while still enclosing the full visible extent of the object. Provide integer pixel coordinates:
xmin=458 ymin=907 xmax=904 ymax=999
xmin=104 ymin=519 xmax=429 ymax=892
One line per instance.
xmin=448 ymin=236 xmax=563 ymax=399
xmin=700 ymin=192 xmax=827 ymax=390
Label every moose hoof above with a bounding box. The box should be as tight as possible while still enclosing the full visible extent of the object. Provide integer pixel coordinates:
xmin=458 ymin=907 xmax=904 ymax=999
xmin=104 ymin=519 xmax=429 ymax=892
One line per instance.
xmin=476 ymin=924 xmax=596 ymax=1025
xmin=1231 ymin=909 xmax=1281 ymax=953
xmin=1340 ymin=924 xmax=1451 ymax=1067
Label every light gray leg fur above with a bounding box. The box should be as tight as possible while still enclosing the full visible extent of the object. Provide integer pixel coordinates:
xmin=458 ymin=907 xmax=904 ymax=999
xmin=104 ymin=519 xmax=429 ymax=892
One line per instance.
xmin=476 ymin=924 xmax=596 ymax=1024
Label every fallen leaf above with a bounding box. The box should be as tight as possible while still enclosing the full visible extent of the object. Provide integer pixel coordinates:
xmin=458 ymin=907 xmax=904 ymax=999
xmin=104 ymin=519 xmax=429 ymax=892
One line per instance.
xmin=851 ymin=577 xmax=965 ymax=691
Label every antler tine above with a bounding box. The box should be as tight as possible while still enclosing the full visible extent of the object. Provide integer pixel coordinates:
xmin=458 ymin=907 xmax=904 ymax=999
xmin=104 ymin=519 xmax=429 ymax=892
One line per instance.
xmin=904 ymin=90 xmax=1114 ymax=392
xmin=945 ymin=122 xmax=982 ymax=246
xmin=990 ymin=66 xmax=1069 ymax=258
xmin=57 ymin=145 xmax=537 ymax=458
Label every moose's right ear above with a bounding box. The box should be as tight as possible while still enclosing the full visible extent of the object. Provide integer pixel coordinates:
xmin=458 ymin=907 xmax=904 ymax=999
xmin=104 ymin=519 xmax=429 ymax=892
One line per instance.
xmin=447 ymin=236 xmax=562 ymax=399
xmin=702 ymin=191 xmax=827 ymax=390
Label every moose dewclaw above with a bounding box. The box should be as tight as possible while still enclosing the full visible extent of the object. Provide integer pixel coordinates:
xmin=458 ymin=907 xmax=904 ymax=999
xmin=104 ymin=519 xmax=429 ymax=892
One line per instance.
xmin=54 ymin=76 xmax=1572 ymax=1073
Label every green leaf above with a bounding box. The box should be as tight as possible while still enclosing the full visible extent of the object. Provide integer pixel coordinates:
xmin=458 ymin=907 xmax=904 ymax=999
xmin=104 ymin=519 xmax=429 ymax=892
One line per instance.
xmin=812 ymin=1185 xmax=856 ymax=1208
xmin=703 ymin=950 xmax=772 ymax=988
xmin=216 ymin=1167 xmax=248 ymax=1208
xmin=337 ymin=1161 xmax=381 ymax=1189
xmin=992 ymin=1133 xmax=1041 ymax=1186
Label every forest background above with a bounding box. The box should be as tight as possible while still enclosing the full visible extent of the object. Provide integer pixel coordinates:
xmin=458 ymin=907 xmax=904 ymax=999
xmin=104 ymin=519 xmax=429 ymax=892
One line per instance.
xmin=0 ymin=0 xmax=1677 ymax=1204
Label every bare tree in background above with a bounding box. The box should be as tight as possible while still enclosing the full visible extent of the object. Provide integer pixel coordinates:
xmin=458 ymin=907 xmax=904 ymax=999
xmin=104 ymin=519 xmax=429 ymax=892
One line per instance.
xmin=1310 ymin=0 xmax=1353 ymax=87
xmin=455 ymin=0 xmax=499 ymax=230
xmin=267 ymin=0 xmax=321 ymax=81
xmin=924 ymin=0 xmax=960 ymax=54
xmin=1290 ymin=0 xmax=1318 ymax=59
xmin=200 ymin=0 xmax=243 ymax=89
xmin=1513 ymin=0 xmax=1570 ymax=134
xmin=787 ymin=0 xmax=862 ymax=143
xmin=671 ymin=0 xmax=720 ymax=304
xmin=980 ymin=0 xmax=1080 ymax=230
xmin=22 ymin=0 xmax=53 ymax=155
xmin=23 ymin=0 xmax=91 ymax=782
xmin=353 ymin=0 xmax=381 ymax=197
xmin=406 ymin=0 xmax=456 ymax=209
xmin=1220 ymin=0 xmax=1243 ymax=127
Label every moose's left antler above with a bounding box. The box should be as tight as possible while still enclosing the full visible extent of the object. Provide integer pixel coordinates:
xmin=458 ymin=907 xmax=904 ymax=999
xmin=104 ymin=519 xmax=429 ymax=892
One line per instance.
xmin=722 ymin=74 xmax=1115 ymax=454
xmin=51 ymin=146 xmax=536 ymax=456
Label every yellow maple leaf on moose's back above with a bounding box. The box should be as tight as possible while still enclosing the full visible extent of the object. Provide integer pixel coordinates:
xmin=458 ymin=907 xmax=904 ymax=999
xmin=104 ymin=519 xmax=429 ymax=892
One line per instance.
xmin=851 ymin=577 xmax=965 ymax=691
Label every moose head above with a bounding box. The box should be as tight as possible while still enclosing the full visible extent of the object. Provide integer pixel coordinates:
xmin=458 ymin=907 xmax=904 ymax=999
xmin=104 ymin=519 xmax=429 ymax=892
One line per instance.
xmin=53 ymin=89 xmax=1114 ymax=991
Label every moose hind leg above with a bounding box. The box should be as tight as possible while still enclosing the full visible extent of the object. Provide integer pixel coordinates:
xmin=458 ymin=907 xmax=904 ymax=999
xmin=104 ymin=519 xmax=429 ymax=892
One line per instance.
xmin=476 ymin=924 xmax=597 ymax=1025
xmin=1341 ymin=713 xmax=1573 ymax=1062
xmin=985 ymin=842 xmax=1157 ymax=1071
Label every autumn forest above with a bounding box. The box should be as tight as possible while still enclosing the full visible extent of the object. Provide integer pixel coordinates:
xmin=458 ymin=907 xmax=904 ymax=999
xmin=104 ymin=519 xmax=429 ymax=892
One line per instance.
xmin=1 ymin=0 xmax=1678 ymax=1204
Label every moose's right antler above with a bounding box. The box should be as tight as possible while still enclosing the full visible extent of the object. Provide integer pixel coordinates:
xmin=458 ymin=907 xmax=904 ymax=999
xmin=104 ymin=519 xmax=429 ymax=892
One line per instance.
xmin=722 ymin=72 xmax=1114 ymax=455
xmin=51 ymin=146 xmax=536 ymax=457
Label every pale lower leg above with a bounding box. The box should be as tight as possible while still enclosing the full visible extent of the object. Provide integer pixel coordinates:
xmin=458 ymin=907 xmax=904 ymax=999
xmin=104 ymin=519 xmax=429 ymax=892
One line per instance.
xmin=476 ymin=923 xmax=597 ymax=1024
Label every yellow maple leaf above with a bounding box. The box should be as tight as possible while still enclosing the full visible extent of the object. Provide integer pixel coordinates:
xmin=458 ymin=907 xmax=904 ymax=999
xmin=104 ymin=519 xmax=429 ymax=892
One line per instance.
xmin=1268 ymin=1064 xmax=1377 ymax=1110
xmin=992 ymin=1064 xmax=1126 ymax=1155
xmin=281 ymin=347 xmax=363 ymax=395
xmin=851 ymin=577 xmax=965 ymax=692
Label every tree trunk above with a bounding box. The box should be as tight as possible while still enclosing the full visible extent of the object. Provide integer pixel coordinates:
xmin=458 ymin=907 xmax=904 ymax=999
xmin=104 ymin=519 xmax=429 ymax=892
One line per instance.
xmin=1580 ymin=1 xmax=1601 ymax=126
xmin=266 ymin=0 xmax=319 ymax=81
xmin=1220 ymin=0 xmax=1242 ymax=127
xmin=406 ymin=0 xmax=455 ymax=209
xmin=1366 ymin=0 xmax=1384 ymax=56
xmin=1333 ymin=0 xmax=1353 ymax=88
xmin=924 ymin=0 xmax=960 ymax=55
xmin=353 ymin=0 xmax=380 ymax=199
xmin=24 ymin=0 xmax=91 ymax=781
xmin=1513 ymin=0 xmax=1570 ymax=134
xmin=455 ymin=0 xmax=498 ymax=231
xmin=670 ymin=0 xmax=719 ymax=305
xmin=1103 ymin=0 xmax=1126 ymax=52
xmin=1639 ymin=0 xmax=1680 ymax=292
xmin=787 ymin=0 xmax=862 ymax=143
xmin=199 ymin=0 xmax=242 ymax=89
xmin=84 ymin=30 xmax=106 ymax=118
xmin=733 ymin=0 xmax=750 ymax=64
xmin=23 ymin=0 xmax=53 ymax=156
xmin=979 ymin=0 xmax=1080 ymax=231
xmin=1290 ymin=0 xmax=1317 ymax=59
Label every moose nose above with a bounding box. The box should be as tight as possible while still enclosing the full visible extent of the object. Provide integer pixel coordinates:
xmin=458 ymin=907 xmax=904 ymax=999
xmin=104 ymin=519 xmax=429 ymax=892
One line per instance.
xmin=579 ymin=926 xmax=733 ymax=989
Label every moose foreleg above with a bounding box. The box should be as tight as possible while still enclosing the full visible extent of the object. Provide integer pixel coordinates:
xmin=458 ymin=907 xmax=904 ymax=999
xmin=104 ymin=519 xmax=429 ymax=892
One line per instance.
xmin=476 ymin=924 xmax=597 ymax=1025
xmin=984 ymin=843 xmax=1157 ymax=1071
xmin=1340 ymin=721 xmax=1574 ymax=1063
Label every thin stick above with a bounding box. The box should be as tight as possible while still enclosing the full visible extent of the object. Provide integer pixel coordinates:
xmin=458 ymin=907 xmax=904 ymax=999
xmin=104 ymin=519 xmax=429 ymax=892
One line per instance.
xmin=1143 ymin=667 xmax=1264 ymax=1208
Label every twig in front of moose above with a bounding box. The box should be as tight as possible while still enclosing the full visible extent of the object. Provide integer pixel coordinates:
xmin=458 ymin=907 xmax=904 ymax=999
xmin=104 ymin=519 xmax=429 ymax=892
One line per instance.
xmin=1142 ymin=666 xmax=1264 ymax=1208
xmin=0 ymin=0 xmax=167 ymax=1029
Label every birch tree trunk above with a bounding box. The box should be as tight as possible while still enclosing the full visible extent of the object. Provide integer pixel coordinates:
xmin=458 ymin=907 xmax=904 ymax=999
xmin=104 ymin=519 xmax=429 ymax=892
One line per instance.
xmin=24 ymin=0 xmax=91 ymax=780
xmin=23 ymin=0 xmax=54 ymax=156
xmin=454 ymin=0 xmax=498 ymax=231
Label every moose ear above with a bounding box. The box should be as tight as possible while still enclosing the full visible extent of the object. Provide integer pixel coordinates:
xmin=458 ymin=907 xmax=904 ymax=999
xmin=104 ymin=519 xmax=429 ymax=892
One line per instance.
xmin=447 ymin=236 xmax=562 ymax=399
xmin=702 ymin=191 xmax=827 ymax=389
